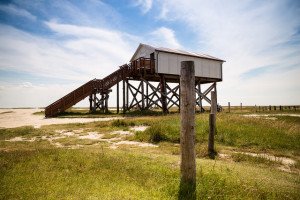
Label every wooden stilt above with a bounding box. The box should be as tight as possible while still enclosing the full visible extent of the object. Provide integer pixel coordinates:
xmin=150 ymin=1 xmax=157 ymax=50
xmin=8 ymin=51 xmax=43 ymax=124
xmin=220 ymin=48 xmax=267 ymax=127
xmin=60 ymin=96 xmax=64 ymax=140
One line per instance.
xmin=126 ymin=79 xmax=129 ymax=111
xmin=117 ymin=82 xmax=119 ymax=114
xmin=141 ymin=80 xmax=145 ymax=110
xmin=160 ymin=75 xmax=168 ymax=113
xmin=122 ymin=79 xmax=126 ymax=113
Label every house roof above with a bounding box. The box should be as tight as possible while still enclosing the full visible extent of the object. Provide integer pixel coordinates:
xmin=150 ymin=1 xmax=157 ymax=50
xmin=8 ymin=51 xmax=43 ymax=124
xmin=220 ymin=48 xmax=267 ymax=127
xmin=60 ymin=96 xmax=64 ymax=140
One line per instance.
xmin=130 ymin=43 xmax=225 ymax=62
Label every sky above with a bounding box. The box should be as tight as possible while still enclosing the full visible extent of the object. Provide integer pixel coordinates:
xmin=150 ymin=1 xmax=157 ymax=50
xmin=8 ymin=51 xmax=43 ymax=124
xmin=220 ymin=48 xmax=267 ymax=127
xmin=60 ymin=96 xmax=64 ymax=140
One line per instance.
xmin=0 ymin=0 xmax=299 ymax=108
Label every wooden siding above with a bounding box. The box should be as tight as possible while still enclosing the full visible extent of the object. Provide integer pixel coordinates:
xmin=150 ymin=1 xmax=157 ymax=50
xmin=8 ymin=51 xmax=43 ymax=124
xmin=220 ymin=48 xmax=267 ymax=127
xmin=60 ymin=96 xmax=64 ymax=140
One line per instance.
xmin=156 ymin=51 xmax=222 ymax=79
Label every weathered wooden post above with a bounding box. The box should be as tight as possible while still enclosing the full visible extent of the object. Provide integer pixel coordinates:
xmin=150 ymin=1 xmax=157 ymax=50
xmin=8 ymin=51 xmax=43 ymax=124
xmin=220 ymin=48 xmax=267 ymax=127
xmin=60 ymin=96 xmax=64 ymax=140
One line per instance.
xmin=116 ymin=82 xmax=119 ymax=113
xmin=179 ymin=61 xmax=196 ymax=199
xmin=141 ymin=80 xmax=145 ymax=110
xmin=240 ymin=103 xmax=242 ymax=112
xmin=208 ymin=91 xmax=217 ymax=158
xmin=122 ymin=79 xmax=126 ymax=113
xmin=228 ymin=102 xmax=230 ymax=113
xmin=93 ymin=93 xmax=97 ymax=112
xmin=89 ymin=94 xmax=93 ymax=112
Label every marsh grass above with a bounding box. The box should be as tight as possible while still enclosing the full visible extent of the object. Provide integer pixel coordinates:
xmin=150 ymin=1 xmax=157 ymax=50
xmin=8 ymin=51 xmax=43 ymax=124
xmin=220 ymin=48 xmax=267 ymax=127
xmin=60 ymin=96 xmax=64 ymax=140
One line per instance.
xmin=1 ymin=109 xmax=300 ymax=199
xmin=0 ymin=147 xmax=299 ymax=200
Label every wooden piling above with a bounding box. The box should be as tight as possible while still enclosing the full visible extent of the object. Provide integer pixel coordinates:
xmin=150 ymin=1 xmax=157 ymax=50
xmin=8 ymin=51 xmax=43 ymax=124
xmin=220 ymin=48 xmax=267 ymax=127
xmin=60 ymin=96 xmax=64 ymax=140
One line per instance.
xmin=116 ymin=82 xmax=119 ymax=113
xmin=141 ymin=80 xmax=145 ymax=110
xmin=122 ymin=80 xmax=126 ymax=113
xmin=89 ymin=94 xmax=93 ymax=112
xmin=179 ymin=61 xmax=196 ymax=199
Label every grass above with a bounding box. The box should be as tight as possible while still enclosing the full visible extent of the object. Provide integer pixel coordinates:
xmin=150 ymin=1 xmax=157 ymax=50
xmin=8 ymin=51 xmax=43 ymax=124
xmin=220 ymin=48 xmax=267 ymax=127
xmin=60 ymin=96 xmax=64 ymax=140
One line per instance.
xmin=132 ymin=113 xmax=300 ymax=153
xmin=0 ymin=148 xmax=299 ymax=200
xmin=0 ymin=109 xmax=300 ymax=199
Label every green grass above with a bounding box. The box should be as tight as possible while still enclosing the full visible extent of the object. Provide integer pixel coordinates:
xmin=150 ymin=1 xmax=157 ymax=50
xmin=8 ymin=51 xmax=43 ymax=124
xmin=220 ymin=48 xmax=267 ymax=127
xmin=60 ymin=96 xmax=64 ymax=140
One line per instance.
xmin=0 ymin=109 xmax=300 ymax=199
xmin=132 ymin=113 xmax=300 ymax=152
xmin=0 ymin=148 xmax=299 ymax=200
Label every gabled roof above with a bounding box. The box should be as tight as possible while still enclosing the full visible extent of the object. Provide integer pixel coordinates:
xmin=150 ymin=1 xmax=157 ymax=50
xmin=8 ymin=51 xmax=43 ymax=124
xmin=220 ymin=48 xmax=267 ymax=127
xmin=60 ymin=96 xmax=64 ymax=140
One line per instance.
xmin=130 ymin=43 xmax=225 ymax=62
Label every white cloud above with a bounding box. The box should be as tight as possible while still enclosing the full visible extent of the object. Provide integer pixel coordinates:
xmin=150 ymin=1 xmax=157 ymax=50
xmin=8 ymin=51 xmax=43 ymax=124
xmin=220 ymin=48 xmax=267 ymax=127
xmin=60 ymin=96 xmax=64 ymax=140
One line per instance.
xmin=0 ymin=81 xmax=86 ymax=108
xmin=132 ymin=0 xmax=153 ymax=14
xmin=157 ymin=0 xmax=300 ymax=105
xmin=0 ymin=23 xmax=137 ymax=82
xmin=148 ymin=27 xmax=181 ymax=49
xmin=0 ymin=4 xmax=36 ymax=21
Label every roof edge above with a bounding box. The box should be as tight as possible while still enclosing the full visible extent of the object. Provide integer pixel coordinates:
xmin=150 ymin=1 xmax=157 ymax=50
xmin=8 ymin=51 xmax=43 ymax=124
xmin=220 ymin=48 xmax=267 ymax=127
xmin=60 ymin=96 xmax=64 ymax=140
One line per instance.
xmin=155 ymin=49 xmax=225 ymax=62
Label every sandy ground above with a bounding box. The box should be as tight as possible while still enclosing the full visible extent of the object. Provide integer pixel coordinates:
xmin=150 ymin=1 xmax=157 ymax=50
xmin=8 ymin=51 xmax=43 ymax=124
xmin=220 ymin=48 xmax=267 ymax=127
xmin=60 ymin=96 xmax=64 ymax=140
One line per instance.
xmin=243 ymin=114 xmax=300 ymax=117
xmin=0 ymin=109 xmax=124 ymax=129
xmin=5 ymin=126 xmax=156 ymax=150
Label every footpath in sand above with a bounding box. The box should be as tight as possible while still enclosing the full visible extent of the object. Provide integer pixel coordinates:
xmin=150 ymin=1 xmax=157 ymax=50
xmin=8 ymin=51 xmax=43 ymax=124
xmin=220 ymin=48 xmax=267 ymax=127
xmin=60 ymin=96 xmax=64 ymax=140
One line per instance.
xmin=0 ymin=109 xmax=123 ymax=129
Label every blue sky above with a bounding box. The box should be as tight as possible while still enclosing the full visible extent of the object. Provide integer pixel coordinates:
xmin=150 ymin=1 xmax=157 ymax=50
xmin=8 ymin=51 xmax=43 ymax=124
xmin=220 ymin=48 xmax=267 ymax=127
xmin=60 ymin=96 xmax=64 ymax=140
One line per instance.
xmin=0 ymin=0 xmax=299 ymax=107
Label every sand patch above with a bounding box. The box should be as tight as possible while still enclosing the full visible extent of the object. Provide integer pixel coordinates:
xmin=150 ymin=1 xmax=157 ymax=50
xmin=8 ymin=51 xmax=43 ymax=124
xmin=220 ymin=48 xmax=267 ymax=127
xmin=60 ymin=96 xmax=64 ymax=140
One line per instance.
xmin=243 ymin=114 xmax=300 ymax=119
xmin=241 ymin=152 xmax=296 ymax=166
xmin=0 ymin=108 xmax=124 ymax=128
xmin=218 ymin=151 xmax=297 ymax=173
xmin=110 ymin=141 xmax=158 ymax=149
xmin=4 ymin=125 xmax=156 ymax=150
xmin=5 ymin=137 xmax=36 ymax=142
xmin=112 ymin=130 xmax=133 ymax=135
xmin=130 ymin=126 xmax=149 ymax=132
xmin=78 ymin=132 xmax=103 ymax=140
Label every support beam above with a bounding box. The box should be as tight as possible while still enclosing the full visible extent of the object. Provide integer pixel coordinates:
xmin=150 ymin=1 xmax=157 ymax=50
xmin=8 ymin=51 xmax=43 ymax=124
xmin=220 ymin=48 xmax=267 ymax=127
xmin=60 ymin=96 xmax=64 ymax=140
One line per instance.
xmin=93 ymin=92 xmax=96 ymax=112
xmin=117 ymin=82 xmax=119 ymax=114
xmin=146 ymin=82 xmax=149 ymax=108
xmin=122 ymin=79 xmax=126 ymax=113
xmin=160 ymin=75 xmax=168 ymax=113
xmin=89 ymin=94 xmax=92 ymax=112
xmin=141 ymin=80 xmax=145 ymax=110
xmin=126 ymin=79 xmax=129 ymax=111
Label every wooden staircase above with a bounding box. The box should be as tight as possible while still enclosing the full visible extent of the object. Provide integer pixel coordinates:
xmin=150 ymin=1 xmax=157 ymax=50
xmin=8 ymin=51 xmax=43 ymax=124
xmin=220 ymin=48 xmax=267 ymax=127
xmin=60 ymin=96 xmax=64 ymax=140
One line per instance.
xmin=45 ymin=57 xmax=154 ymax=117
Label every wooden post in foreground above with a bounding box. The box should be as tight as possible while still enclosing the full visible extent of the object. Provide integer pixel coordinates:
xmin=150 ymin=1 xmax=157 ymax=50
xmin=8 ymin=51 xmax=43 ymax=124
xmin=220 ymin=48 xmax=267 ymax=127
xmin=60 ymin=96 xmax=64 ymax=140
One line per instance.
xmin=179 ymin=61 xmax=196 ymax=200
xmin=208 ymin=91 xmax=217 ymax=158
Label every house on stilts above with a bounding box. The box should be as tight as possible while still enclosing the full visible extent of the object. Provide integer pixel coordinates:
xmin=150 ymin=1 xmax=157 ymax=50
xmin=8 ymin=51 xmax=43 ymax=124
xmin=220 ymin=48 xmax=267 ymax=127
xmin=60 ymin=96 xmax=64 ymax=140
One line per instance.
xmin=45 ymin=43 xmax=225 ymax=117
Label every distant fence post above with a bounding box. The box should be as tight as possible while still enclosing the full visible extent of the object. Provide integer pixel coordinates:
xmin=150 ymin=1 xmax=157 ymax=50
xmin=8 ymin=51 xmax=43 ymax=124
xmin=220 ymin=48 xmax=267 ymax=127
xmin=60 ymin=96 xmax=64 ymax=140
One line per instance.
xmin=240 ymin=103 xmax=242 ymax=112
xmin=228 ymin=102 xmax=230 ymax=113
xmin=179 ymin=61 xmax=196 ymax=200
